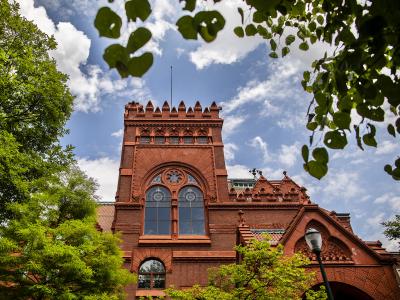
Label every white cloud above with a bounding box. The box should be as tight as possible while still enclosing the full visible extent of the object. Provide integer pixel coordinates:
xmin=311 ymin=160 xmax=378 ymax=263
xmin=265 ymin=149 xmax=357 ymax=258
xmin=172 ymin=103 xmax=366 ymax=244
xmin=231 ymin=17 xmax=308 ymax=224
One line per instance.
xmin=222 ymin=114 xmax=246 ymax=138
xmin=189 ymin=0 xmax=263 ymax=69
xmin=278 ymin=142 xmax=300 ymax=167
xmin=18 ymin=0 xmax=152 ymax=113
xmin=322 ymin=171 xmax=362 ymax=200
xmin=111 ymin=129 xmax=124 ymax=138
xmin=227 ymin=164 xmax=252 ymax=178
xmin=77 ymin=157 xmax=119 ymax=202
xmin=249 ymin=136 xmax=271 ymax=163
xmin=374 ymin=193 xmax=400 ymax=211
xmin=366 ymin=212 xmax=385 ymax=226
xmin=224 ymin=143 xmax=238 ymax=161
xmin=375 ymin=140 xmax=399 ymax=155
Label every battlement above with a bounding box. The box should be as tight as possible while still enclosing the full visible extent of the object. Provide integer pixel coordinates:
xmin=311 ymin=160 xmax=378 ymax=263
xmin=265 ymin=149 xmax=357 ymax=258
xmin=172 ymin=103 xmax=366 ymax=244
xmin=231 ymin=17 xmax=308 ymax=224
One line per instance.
xmin=124 ymin=100 xmax=221 ymax=120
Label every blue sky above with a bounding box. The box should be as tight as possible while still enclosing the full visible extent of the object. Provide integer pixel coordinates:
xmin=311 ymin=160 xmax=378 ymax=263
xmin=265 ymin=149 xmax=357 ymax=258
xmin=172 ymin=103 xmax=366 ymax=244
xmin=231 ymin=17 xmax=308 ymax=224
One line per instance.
xmin=19 ymin=0 xmax=400 ymax=250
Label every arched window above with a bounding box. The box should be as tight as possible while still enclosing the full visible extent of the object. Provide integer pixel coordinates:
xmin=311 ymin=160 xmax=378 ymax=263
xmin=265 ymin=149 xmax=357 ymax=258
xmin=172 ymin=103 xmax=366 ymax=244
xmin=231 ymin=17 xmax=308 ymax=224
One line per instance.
xmin=138 ymin=259 xmax=166 ymax=289
xmin=145 ymin=186 xmax=171 ymax=235
xmin=178 ymin=186 xmax=205 ymax=235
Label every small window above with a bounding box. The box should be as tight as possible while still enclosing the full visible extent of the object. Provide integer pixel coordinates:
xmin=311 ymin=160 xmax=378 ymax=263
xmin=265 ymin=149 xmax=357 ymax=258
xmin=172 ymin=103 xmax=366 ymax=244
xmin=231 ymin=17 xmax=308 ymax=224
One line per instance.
xmin=145 ymin=186 xmax=171 ymax=235
xmin=197 ymin=136 xmax=208 ymax=144
xmin=140 ymin=136 xmax=150 ymax=144
xmin=169 ymin=136 xmax=179 ymax=144
xmin=138 ymin=259 xmax=166 ymax=289
xmin=183 ymin=136 xmax=193 ymax=144
xmin=155 ymin=136 xmax=165 ymax=144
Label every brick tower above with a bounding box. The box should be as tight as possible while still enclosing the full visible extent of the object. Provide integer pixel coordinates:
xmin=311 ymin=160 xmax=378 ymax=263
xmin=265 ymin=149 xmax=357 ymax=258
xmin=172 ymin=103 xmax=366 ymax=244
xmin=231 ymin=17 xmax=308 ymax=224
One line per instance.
xmin=105 ymin=101 xmax=400 ymax=299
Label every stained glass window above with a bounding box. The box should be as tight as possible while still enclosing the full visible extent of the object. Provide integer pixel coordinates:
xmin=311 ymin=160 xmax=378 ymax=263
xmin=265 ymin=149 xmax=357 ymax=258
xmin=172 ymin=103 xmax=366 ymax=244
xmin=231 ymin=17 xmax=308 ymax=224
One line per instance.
xmin=183 ymin=136 xmax=193 ymax=144
xmin=151 ymin=174 xmax=162 ymax=184
xmin=178 ymin=186 xmax=205 ymax=235
xmin=155 ymin=136 xmax=164 ymax=144
xmin=138 ymin=259 xmax=166 ymax=289
xmin=145 ymin=186 xmax=171 ymax=235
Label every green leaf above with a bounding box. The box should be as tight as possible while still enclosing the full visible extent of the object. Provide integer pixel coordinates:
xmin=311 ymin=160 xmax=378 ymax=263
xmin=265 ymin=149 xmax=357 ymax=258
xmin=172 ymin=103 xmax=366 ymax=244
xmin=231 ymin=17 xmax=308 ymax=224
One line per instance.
xmin=282 ymin=46 xmax=290 ymax=57
xmin=253 ymin=11 xmax=265 ymax=23
xmin=324 ymin=130 xmax=347 ymax=149
xmin=285 ymin=34 xmax=295 ymax=45
xmin=103 ymin=44 xmax=129 ymax=77
xmin=176 ymin=15 xmax=197 ymax=40
xmin=302 ymin=145 xmax=309 ymax=162
xmin=316 ymin=15 xmax=324 ymax=25
xmin=333 ymin=111 xmax=351 ymax=129
xmin=387 ymin=124 xmax=396 ymax=137
xmin=269 ymin=52 xmax=278 ymax=59
xmin=234 ymin=27 xmax=244 ymax=38
xmin=94 ymin=7 xmax=122 ymax=38
xmin=303 ymin=71 xmax=310 ymax=82
xmin=363 ymin=133 xmax=377 ymax=147
xmin=306 ymin=160 xmax=328 ymax=179
xmin=245 ymin=24 xmax=257 ymax=36
xmin=299 ymin=42 xmax=309 ymax=51
xmin=306 ymin=122 xmax=318 ymax=131
xmin=194 ymin=11 xmax=225 ymax=42
xmin=312 ymin=147 xmax=329 ymax=164
xmin=384 ymin=164 xmax=393 ymax=174
xmin=127 ymin=52 xmax=153 ymax=77
xmin=238 ymin=7 xmax=244 ymax=24
xmin=270 ymin=39 xmax=277 ymax=51
xmin=126 ymin=27 xmax=152 ymax=53
xmin=181 ymin=0 xmax=196 ymax=12
xmin=125 ymin=0 xmax=151 ymax=22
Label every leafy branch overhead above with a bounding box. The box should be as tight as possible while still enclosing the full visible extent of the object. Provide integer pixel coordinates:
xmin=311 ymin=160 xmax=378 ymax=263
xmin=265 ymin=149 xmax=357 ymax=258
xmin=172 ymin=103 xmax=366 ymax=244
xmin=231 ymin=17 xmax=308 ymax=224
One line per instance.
xmin=94 ymin=0 xmax=400 ymax=180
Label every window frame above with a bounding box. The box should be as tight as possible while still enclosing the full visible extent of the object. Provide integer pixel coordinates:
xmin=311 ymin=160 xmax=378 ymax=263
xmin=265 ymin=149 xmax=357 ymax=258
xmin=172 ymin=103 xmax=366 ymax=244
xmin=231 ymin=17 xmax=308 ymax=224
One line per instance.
xmin=138 ymin=259 xmax=166 ymax=289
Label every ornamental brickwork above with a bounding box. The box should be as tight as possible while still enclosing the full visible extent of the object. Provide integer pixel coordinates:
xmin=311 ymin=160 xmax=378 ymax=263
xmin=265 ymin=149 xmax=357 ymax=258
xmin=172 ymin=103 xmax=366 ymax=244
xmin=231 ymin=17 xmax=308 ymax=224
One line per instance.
xmin=97 ymin=101 xmax=400 ymax=299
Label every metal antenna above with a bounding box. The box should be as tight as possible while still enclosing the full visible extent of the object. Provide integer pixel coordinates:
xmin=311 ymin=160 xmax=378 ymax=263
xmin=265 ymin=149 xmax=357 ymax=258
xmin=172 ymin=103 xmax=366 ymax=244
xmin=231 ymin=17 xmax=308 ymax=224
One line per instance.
xmin=170 ymin=65 xmax=173 ymax=107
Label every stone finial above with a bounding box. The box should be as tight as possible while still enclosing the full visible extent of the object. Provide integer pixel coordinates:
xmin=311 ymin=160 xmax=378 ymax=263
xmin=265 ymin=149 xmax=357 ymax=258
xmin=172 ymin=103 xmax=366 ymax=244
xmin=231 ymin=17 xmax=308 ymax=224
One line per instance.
xmin=145 ymin=100 xmax=154 ymax=111
xmin=178 ymin=100 xmax=186 ymax=111
xmin=162 ymin=101 xmax=170 ymax=111
xmin=194 ymin=101 xmax=202 ymax=111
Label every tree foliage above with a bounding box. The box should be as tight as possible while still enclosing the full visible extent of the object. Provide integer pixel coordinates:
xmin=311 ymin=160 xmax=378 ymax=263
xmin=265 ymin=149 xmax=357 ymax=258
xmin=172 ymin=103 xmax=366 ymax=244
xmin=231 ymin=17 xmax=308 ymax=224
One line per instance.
xmin=0 ymin=0 xmax=74 ymax=219
xmin=94 ymin=0 xmax=400 ymax=180
xmin=166 ymin=237 xmax=326 ymax=300
xmin=0 ymin=1 xmax=136 ymax=298
xmin=382 ymin=215 xmax=400 ymax=248
xmin=0 ymin=166 xmax=134 ymax=299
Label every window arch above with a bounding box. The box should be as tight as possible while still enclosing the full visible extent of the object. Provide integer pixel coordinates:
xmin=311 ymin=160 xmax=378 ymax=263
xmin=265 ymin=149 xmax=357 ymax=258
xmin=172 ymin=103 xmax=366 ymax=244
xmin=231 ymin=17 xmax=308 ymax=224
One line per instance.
xmin=138 ymin=259 xmax=166 ymax=289
xmin=178 ymin=186 xmax=205 ymax=235
xmin=144 ymin=186 xmax=171 ymax=235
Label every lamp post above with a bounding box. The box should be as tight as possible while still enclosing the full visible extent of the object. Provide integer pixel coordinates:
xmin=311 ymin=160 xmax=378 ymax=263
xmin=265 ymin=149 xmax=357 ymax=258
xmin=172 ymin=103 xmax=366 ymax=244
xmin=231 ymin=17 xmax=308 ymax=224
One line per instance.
xmin=305 ymin=228 xmax=334 ymax=300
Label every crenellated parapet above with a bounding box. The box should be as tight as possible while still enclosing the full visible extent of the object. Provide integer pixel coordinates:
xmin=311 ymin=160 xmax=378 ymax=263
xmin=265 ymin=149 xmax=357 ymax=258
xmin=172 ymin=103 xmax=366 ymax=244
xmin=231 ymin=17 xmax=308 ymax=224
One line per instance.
xmin=228 ymin=172 xmax=311 ymax=204
xmin=124 ymin=100 xmax=221 ymax=120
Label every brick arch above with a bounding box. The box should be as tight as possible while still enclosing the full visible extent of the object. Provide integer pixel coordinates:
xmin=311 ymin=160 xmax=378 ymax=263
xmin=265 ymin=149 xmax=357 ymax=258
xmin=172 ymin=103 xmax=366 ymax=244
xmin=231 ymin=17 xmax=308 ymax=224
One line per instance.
xmin=295 ymin=220 xmax=352 ymax=262
xmin=140 ymin=162 xmax=210 ymax=196
xmin=131 ymin=249 xmax=172 ymax=273
xmin=315 ymin=266 xmax=400 ymax=300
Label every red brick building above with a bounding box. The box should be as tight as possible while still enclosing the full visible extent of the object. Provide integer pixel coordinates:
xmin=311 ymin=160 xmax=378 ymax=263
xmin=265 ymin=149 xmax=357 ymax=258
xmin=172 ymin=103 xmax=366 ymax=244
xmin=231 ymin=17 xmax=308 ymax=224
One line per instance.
xmin=97 ymin=101 xmax=400 ymax=299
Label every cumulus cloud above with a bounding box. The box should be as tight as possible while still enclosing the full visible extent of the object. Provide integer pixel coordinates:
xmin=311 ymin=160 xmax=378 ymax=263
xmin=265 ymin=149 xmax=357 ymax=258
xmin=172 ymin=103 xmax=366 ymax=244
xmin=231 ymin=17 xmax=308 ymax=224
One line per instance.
xmin=322 ymin=171 xmax=362 ymax=200
xmin=77 ymin=157 xmax=119 ymax=202
xmin=249 ymin=136 xmax=271 ymax=163
xmin=189 ymin=0 xmax=263 ymax=69
xmin=224 ymin=143 xmax=238 ymax=161
xmin=375 ymin=140 xmax=399 ymax=155
xmin=227 ymin=164 xmax=252 ymax=178
xmin=374 ymin=193 xmax=400 ymax=211
xmin=278 ymin=142 xmax=300 ymax=167
xmin=18 ymin=0 xmax=152 ymax=113
xmin=111 ymin=129 xmax=124 ymax=138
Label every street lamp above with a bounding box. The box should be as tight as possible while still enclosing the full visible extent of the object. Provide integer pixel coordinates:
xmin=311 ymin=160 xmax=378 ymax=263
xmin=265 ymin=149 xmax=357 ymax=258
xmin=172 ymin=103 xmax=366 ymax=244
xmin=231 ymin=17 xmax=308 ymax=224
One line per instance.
xmin=305 ymin=228 xmax=334 ymax=300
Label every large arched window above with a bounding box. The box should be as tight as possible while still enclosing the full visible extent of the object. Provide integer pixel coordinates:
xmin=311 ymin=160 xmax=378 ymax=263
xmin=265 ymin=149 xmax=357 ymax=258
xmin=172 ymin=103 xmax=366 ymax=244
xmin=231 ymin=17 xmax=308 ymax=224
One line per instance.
xmin=178 ymin=186 xmax=205 ymax=235
xmin=138 ymin=259 xmax=166 ymax=289
xmin=144 ymin=186 xmax=171 ymax=235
